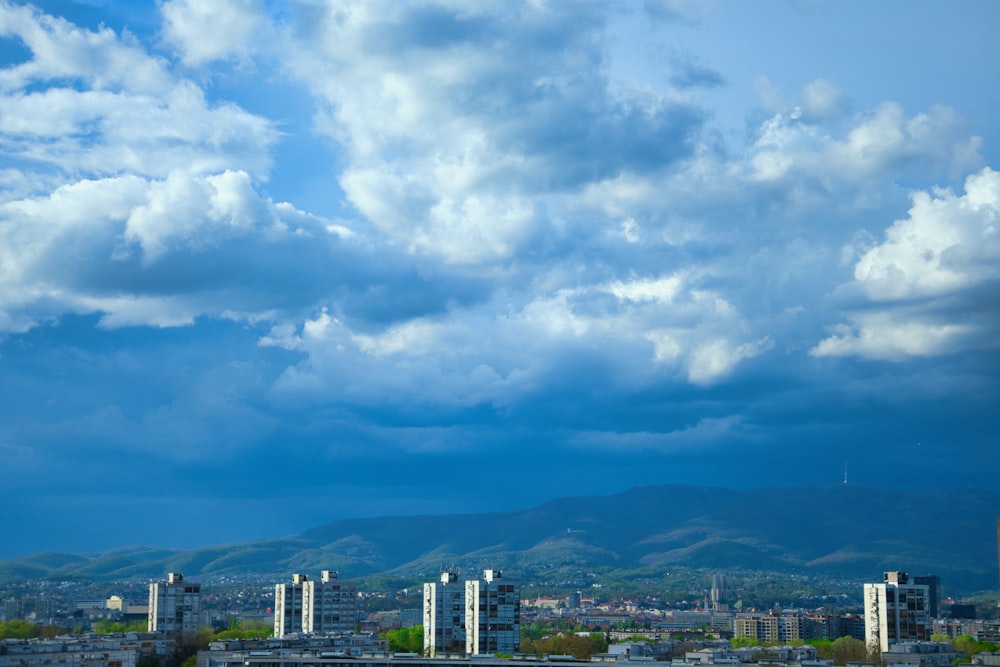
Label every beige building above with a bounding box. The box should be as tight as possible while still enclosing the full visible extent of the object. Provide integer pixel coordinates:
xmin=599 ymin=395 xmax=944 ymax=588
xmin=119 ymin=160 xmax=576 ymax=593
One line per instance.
xmin=732 ymin=615 xmax=803 ymax=643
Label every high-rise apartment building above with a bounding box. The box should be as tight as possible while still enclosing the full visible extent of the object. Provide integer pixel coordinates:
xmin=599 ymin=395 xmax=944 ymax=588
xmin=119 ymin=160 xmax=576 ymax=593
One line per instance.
xmin=424 ymin=571 xmax=466 ymax=656
xmin=148 ymin=573 xmax=201 ymax=641
xmin=275 ymin=573 xmax=309 ymax=637
xmin=304 ymin=570 xmax=357 ymax=634
xmin=275 ymin=571 xmax=358 ymax=637
xmin=465 ymin=569 xmax=520 ymax=656
xmin=864 ymin=571 xmax=932 ymax=653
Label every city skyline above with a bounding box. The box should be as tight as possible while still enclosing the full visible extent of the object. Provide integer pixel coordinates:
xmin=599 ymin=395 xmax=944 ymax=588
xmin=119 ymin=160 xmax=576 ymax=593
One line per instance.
xmin=1 ymin=0 xmax=999 ymax=558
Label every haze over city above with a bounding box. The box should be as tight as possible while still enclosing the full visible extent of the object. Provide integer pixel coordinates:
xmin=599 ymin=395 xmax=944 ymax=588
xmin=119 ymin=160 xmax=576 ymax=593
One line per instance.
xmin=1 ymin=0 xmax=999 ymax=559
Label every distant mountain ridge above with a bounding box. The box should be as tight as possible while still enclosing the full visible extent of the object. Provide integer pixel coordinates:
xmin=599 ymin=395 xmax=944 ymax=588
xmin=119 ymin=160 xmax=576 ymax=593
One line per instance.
xmin=2 ymin=485 xmax=998 ymax=590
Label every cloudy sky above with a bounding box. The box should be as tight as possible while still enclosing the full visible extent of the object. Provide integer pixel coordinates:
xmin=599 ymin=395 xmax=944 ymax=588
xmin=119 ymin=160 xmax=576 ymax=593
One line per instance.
xmin=1 ymin=0 xmax=998 ymax=558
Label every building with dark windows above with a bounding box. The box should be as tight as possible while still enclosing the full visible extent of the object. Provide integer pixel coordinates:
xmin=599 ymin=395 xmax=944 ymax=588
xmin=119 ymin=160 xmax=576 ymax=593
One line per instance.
xmin=423 ymin=571 xmax=465 ymax=656
xmin=148 ymin=573 xmax=201 ymax=641
xmin=464 ymin=569 xmax=519 ymax=656
xmin=276 ymin=571 xmax=358 ymax=637
xmin=864 ymin=571 xmax=931 ymax=653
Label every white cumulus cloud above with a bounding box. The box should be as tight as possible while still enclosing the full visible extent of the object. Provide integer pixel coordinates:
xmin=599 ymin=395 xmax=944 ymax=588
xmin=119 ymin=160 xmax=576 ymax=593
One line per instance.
xmin=160 ymin=0 xmax=265 ymax=66
xmin=814 ymin=167 xmax=1000 ymax=359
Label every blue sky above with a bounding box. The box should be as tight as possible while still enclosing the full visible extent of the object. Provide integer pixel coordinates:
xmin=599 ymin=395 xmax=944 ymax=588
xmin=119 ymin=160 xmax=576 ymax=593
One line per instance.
xmin=1 ymin=0 xmax=999 ymax=558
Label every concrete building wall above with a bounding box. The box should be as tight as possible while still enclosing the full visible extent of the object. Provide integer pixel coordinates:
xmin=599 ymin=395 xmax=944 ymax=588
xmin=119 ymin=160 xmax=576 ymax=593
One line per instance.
xmin=464 ymin=570 xmax=519 ymax=656
xmin=148 ymin=573 xmax=201 ymax=641
xmin=864 ymin=572 xmax=931 ymax=653
xmin=304 ymin=571 xmax=357 ymax=634
xmin=424 ymin=572 xmax=465 ymax=657
xmin=274 ymin=574 xmax=308 ymax=638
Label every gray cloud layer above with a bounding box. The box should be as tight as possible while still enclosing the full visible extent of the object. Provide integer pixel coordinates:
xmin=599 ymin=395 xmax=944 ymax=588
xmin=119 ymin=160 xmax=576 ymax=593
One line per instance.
xmin=0 ymin=0 xmax=997 ymax=555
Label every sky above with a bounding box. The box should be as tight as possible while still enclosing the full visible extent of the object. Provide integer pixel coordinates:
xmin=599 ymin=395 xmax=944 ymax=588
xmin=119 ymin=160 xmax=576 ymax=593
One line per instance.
xmin=1 ymin=0 xmax=999 ymax=559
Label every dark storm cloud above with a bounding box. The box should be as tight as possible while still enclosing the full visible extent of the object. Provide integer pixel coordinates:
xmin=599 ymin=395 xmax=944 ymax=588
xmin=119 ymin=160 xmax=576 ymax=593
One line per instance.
xmin=0 ymin=0 xmax=998 ymax=557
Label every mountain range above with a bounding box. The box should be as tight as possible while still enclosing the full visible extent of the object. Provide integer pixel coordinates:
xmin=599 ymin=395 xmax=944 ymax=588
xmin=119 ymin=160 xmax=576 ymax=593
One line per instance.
xmin=3 ymin=485 xmax=998 ymax=591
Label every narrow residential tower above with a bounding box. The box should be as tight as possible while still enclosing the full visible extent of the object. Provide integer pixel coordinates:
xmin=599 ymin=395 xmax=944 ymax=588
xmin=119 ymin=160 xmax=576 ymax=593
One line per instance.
xmin=863 ymin=571 xmax=931 ymax=653
xmin=148 ymin=573 xmax=201 ymax=641
xmin=465 ymin=569 xmax=520 ymax=656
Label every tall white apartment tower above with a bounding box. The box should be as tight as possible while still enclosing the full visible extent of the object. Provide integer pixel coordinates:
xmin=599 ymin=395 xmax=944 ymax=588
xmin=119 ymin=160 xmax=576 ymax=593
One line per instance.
xmin=424 ymin=571 xmax=466 ymax=656
xmin=274 ymin=573 xmax=309 ymax=637
xmin=148 ymin=573 xmax=201 ymax=641
xmin=864 ymin=571 xmax=932 ymax=653
xmin=304 ymin=570 xmax=357 ymax=634
xmin=465 ymin=569 xmax=520 ymax=656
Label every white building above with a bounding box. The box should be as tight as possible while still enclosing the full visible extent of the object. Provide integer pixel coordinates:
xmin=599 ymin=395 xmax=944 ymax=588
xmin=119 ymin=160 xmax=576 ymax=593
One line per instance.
xmin=864 ymin=571 xmax=931 ymax=653
xmin=424 ymin=571 xmax=466 ymax=656
xmin=148 ymin=573 xmax=201 ymax=641
xmin=275 ymin=573 xmax=309 ymax=638
xmin=465 ymin=569 xmax=520 ymax=656
xmin=276 ymin=571 xmax=358 ymax=637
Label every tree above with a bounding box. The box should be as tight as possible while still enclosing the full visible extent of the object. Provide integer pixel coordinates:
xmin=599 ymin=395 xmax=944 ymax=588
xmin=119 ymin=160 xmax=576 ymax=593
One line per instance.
xmin=523 ymin=632 xmax=608 ymax=660
xmin=95 ymin=620 xmax=147 ymax=634
xmin=137 ymin=655 xmax=161 ymax=667
xmin=0 ymin=619 xmax=37 ymax=639
xmin=826 ymin=637 xmax=873 ymax=666
xmin=384 ymin=625 xmax=423 ymax=653
xmin=952 ymin=634 xmax=997 ymax=658
xmin=211 ymin=619 xmax=272 ymax=640
xmin=731 ymin=637 xmax=761 ymax=648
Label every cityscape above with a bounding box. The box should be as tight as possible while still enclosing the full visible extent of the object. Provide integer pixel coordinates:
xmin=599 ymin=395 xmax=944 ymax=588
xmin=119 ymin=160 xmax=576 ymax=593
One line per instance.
xmin=2 ymin=2 xmax=999 ymax=667
xmin=2 ymin=562 xmax=1000 ymax=667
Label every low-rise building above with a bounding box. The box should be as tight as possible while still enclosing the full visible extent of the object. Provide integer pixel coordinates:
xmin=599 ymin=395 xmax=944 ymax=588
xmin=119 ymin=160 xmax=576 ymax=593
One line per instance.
xmin=0 ymin=633 xmax=174 ymax=667
xmin=880 ymin=641 xmax=960 ymax=667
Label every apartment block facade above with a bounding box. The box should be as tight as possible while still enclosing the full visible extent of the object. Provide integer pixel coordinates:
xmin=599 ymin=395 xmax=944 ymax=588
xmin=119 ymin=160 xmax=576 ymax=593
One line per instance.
xmin=275 ymin=571 xmax=357 ymax=637
xmin=274 ymin=573 xmax=309 ymax=638
xmin=423 ymin=572 xmax=466 ymax=656
xmin=148 ymin=573 xmax=201 ymax=641
xmin=304 ymin=571 xmax=357 ymax=634
xmin=864 ymin=571 xmax=932 ymax=653
xmin=465 ymin=569 xmax=520 ymax=656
